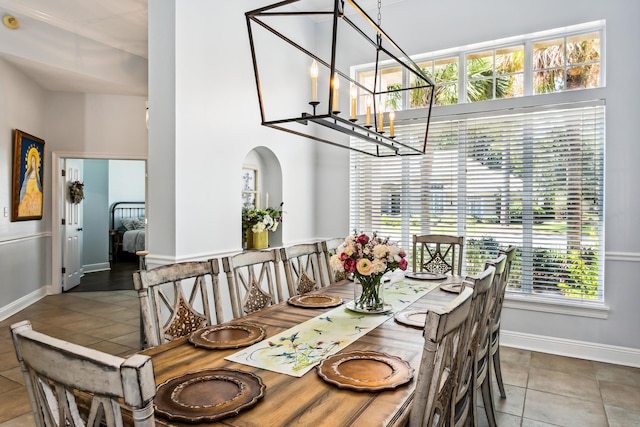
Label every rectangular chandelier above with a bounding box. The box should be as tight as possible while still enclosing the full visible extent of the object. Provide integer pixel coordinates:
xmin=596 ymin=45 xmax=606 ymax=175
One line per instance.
xmin=246 ymin=0 xmax=435 ymax=157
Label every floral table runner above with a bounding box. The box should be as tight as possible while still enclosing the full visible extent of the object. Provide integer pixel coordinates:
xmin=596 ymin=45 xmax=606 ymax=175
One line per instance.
xmin=225 ymin=279 xmax=439 ymax=377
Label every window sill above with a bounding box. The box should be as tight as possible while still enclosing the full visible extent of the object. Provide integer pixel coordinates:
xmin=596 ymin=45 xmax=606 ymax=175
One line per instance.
xmin=504 ymin=293 xmax=609 ymax=319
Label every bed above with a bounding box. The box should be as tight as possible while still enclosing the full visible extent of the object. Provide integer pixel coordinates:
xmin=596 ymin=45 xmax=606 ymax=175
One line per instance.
xmin=110 ymin=201 xmax=146 ymax=262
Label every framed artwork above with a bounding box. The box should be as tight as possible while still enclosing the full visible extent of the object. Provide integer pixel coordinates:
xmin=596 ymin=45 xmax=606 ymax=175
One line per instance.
xmin=12 ymin=129 xmax=45 ymax=221
xmin=242 ymin=166 xmax=259 ymax=210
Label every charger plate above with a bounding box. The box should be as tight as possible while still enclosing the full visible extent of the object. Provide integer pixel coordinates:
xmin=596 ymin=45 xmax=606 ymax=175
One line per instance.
xmin=154 ymin=368 xmax=265 ymax=423
xmin=440 ymin=283 xmax=463 ymax=294
xmin=189 ymin=324 xmax=265 ymax=349
xmin=317 ymin=350 xmax=414 ymax=392
xmin=404 ymin=271 xmax=447 ymax=281
xmin=288 ymin=294 xmax=343 ymax=308
xmin=394 ymin=310 xmax=428 ymax=328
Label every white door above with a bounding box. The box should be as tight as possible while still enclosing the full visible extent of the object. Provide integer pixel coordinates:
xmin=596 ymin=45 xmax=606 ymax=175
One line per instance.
xmin=62 ymin=160 xmax=83 ymax=291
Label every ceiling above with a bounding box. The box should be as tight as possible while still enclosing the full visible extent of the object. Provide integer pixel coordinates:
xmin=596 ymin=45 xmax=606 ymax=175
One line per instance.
xmin=0 ymin=0 xmax=148 ymax=95
xmin=0 ymin=0 xmax=403 ymax=95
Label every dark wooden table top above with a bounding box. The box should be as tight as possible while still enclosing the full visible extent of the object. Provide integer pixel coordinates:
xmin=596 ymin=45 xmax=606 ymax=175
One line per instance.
xmin=142 ymin=277 xmax=459 ymax=427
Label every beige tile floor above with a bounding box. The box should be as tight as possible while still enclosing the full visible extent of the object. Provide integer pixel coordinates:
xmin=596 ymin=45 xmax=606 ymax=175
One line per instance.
xmin=1 ymin=290 xmax=639 ymax=426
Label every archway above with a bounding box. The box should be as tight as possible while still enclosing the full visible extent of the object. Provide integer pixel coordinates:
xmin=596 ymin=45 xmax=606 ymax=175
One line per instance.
xmin=242 ymin=147 xmax=283 ymax=248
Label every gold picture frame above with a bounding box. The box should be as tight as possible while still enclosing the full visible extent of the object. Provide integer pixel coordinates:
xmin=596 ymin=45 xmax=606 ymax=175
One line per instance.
xmin=12 ymin=129 xmax=45 ymax=221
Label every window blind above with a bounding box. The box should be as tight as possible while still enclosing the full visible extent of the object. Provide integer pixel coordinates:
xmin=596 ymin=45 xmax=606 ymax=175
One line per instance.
xmin=350 ymin=102 xmax=605 ymax=301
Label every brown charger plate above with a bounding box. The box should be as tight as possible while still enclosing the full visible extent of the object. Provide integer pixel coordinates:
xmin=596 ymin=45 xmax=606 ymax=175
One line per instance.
xmin=440 ymin=283 xmax=463 ymax=293
xmin=317 ymin=350 xmax=414 ymax=392
xmin=288 ymin=294 xmax=343 ymax=308
xmin=394 ymin=310 xmax=428 ymax=328
xmin=405 ymin=271 xmax=447 ymax=281
xmin=154 ymin=368 xmax=265 ymax=423
xmin=189 ymin=324 xmax=265 ymax=349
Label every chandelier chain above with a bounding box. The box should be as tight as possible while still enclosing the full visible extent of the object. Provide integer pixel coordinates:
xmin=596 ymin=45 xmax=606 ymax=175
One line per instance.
xmin=377 ymin=0 xmax=382 ymax=26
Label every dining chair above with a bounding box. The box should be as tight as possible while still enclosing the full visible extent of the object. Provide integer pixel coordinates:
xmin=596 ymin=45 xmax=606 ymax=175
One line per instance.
xmin=318 ymin=237 xmax=349 ymax=285
xmin=11 ymin=320 xmax=156 ymax=427
xmin=222 ymin=248 xmax=284 ymax=319
xmin=490 ymin=246 xmax=517 ymax=399
xmin=412 ymin=234 xmax=465 ymax=276
xmin=280 ymin=243 xmax=326 ymax=296
xmin=474 ymin=254 xmax=507 ymax=427
xmin=133 ymin=259 xmax=223 ymax=348
xmin=408 ymin=286 xmax=474 ymax=426
xmin=452 ymin=264 xmax=496 ymax=427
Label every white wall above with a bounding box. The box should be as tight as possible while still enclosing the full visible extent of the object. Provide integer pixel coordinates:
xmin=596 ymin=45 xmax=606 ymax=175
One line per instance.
xmin=0 ymin=59 xmax=49 ymax=310
xmin=147 ymin=0 xmax=319 ymax=263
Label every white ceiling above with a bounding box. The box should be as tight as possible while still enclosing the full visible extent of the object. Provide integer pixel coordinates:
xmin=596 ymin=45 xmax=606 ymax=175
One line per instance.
xmin=0 ymin=0 xmax=402 ymax=95
xmin=0 ymin=0 xmax=147 ymax=95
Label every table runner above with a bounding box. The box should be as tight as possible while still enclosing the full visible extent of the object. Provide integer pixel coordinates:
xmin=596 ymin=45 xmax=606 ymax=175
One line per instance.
xmin=226 ymin=279 xmax=439 ymax=377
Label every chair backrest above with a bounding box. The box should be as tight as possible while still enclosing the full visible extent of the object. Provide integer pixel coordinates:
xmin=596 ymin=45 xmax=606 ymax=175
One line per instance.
xmin=451 ymin=265 xmax=496 ymax=426
xmin=280 ymin=243 xmax=326 ymax=296
xmin=488 ymin=248 xmax=514 ymax=331
xmin=409 ymin=287 xmax=474 ymax=427
xmin=412 ymin=234 xmax=465 ymax=276
xmin=222 ymin=249 xmax=284 ymax=319
xmin=11 ymin=320 xmax=156 ymax=427
xmin=318 ymin=237 xmax=349 ymax=285
xmin=133 ymin=260 xmax=222 ymax=348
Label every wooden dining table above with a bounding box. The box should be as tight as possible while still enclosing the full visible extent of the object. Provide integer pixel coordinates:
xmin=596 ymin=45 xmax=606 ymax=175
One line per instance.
xmin=141 ymin=277 xmax=460 ymax=427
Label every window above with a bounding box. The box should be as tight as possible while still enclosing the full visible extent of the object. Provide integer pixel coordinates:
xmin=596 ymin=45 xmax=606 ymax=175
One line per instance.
xmin=533 ymin=32 xmax=601 ymax=94
xmin=349 ymin=102 xmax=605 ymax=302
xmin=354 ymin=23 xmax=602 ymax=108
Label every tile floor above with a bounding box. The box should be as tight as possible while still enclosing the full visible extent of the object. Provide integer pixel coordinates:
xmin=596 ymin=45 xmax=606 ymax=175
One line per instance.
xmin=1 ymin=290 xmax=639 ymax=426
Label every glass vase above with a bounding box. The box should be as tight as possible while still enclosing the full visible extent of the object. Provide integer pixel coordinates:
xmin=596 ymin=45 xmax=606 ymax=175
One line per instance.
xmin=353 ymin=273 xmax=385 ymax=312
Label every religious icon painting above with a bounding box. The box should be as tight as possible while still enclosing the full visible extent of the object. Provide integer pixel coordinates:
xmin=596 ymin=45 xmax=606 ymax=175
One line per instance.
xmin=12 ymin=129 xmax=45 ymax=221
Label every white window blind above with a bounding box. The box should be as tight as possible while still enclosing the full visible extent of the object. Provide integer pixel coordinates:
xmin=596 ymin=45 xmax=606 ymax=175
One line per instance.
xmin=350 ymin=102 xmax=604 ymax=301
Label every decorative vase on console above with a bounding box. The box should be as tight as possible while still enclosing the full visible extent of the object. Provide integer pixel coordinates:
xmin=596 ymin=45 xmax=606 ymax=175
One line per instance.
xmin=242 ymin=202 xmax=284 ymax=250
xmin=330 ymin=232 xmax=408 ymax=313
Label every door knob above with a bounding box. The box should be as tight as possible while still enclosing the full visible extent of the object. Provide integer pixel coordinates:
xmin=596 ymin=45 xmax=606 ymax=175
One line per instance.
xmin=77 ymin=227 xmax=83 ymax=231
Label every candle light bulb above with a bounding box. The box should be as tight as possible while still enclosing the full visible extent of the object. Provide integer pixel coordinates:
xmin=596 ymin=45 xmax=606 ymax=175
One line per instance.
xmin=332 ymin=72 xmax=340 ymax=113
xmin=310 ymin=60 xmax=319 ymax=102
xmin=389 ymin=111 xmax=395 ymax=137
xmin=365 ymin=96 xmax=372 ymax=127
xmin=350 ymin=84 xmax=357 ymax=120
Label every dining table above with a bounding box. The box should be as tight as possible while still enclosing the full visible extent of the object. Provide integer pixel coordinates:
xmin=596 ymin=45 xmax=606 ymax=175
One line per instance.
xmin=139 ymin=275 xmax=462 ymax=427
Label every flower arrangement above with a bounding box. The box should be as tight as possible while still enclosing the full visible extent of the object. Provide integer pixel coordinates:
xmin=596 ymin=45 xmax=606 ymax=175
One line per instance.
xmin=242 ymin=202 xmax=284 ymax=233
xmin=330 ymin=232 xmax=408 ymax=311
xmin=69 ymin=181 xmax=85 ymax=204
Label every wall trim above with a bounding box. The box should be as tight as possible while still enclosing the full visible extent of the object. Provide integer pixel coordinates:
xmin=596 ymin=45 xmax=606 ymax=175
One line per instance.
xmin=0 ymin=232 xmax=51 ymax=246
xmin=0 ymin=286 xmax=48 ymax=322
xmin=501 ymin=330 xmax=640 ymax=368
xmin=606 ymin=251 xmax=640 ymax=262
xmin=83 ymin=262 xmax=110 ymax=273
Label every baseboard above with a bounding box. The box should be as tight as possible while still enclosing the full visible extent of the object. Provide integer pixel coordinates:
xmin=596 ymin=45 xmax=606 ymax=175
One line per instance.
xmin=0 ymin=286 xmax=48 ymax=322
xmin=501 ymin=329 xmax=640 ymax=368
xmin=83 ymin=262 xmax=111 ymax=273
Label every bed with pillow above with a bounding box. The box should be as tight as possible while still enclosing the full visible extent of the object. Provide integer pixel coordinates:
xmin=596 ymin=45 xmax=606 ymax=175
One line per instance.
xmin=110 ymin=201 xmax=146 ymax=261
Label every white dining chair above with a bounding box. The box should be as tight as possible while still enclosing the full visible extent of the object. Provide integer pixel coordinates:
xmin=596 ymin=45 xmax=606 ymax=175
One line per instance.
xmin=408 ymin=287 xmax=474 ymax=426
xmin=11 ymin=320 xmax=156 ymax=427
xmin=318 ymin=237 xmax=349 ymax=285
xmin=452 ymin=264 xmax=496 ymax=427
xmin=133 ymin=259 xmax=223 ymax=348
xmin=489 ymin=246 xmax=517 ymax=399
xmin=412 ymin=234 xmax=465 ymax=276
xmin=280 ymin=243 xmax=326 ymax=295
xmin=222 ymin=249 xmax=284 ymax=318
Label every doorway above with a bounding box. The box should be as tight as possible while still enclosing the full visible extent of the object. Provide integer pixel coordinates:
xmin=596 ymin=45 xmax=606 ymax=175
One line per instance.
xmin=51 ymin=152 xmax=147 ymax=294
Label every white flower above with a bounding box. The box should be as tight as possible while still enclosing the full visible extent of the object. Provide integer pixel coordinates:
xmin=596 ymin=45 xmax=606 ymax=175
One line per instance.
xmin=373 ymin=244 xmax=389 ymax=259
xmin=371 ymin=259 xmax=387 ymax=274
xmin=330 ymin=254 xmax=345 ymax=272
xmin=252 ymin=222 xmax=266 ymax=233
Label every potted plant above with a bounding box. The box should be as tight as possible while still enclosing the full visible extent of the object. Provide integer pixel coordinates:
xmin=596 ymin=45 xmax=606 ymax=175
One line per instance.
xmin=242 ymin=202 xmax=284 ymax=249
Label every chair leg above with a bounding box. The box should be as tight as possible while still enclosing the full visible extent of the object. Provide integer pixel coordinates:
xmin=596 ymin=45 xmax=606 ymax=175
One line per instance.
xmin=480 ymin=363 xmax=498 ymax=427
xmin=493 ymin=344 xmax=507 ymax=398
